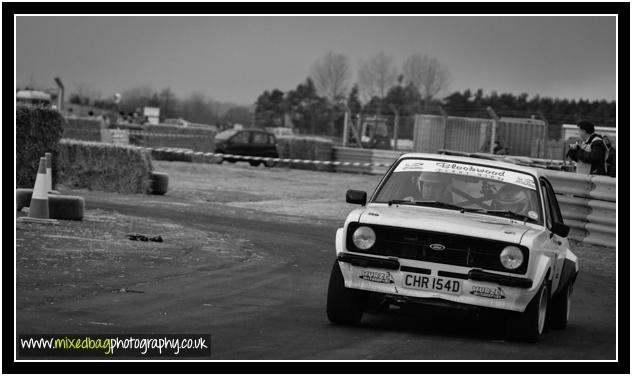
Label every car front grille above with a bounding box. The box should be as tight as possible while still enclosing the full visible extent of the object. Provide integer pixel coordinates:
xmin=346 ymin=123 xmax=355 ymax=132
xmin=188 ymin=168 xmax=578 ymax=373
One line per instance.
xmin=346 ymin=222 xmax=528 ymax=274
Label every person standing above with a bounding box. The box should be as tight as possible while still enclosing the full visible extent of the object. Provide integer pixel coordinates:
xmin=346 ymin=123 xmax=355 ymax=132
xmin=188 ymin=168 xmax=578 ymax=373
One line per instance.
xmin=602 ymin=135 xmax=616 ymax=177
xmin=566 ymin=121 xmax=607 ymax=175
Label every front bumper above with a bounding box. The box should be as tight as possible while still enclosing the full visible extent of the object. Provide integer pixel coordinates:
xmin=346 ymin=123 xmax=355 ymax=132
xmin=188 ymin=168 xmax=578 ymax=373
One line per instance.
xmin=337 ymin=252 xmax=537 ymax=312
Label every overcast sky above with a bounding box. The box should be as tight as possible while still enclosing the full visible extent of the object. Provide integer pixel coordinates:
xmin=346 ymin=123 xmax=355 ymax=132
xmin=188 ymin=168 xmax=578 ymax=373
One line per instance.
xmin=15 ymin=15 xmax=617 ymax=105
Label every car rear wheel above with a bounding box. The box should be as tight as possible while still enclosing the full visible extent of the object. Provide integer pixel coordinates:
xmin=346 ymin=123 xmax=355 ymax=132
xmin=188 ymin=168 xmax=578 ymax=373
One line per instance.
xmin=263 ymin=160 xmax=276 ymax=168
xmin=509 ymin=281 xmax=549 ymax=342
xmin=326 ymin=260 xmax=365 ymax=325
xmin=249 ymin=161 xmax=261 ymax=167
xmin=549 ymin=278 xmax=574 ymax=329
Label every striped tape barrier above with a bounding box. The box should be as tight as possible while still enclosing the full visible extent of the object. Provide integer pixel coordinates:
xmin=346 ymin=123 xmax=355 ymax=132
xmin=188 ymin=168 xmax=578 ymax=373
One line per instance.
xmin=147 ymin=147 xmax=394 ymax=167
xmin=128 ymin=130 xmax=208 ymax=138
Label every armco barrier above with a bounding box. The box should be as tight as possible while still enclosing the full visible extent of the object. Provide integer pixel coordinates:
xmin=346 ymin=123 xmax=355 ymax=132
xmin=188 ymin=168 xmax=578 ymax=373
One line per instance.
xmin=540 ymin=169 xmax=616 ymax=248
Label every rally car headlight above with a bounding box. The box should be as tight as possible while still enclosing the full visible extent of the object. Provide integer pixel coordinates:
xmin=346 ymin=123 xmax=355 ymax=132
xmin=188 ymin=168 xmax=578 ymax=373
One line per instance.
xmin=352 ymin=226 xmax=376 ymax=250
xmin=499 ymin=246 xmax=524 ymax=270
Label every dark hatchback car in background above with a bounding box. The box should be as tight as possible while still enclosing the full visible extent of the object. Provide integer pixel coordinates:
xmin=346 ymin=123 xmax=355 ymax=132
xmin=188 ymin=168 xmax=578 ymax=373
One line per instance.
xmin=213 ymin=129 xmax=279 ymax=167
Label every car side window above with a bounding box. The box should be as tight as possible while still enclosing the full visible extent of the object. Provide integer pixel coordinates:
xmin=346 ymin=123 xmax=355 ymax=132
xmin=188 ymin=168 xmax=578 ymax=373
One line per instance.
xmin=252 ymin=132 xmax=268 ymax=145
xmin=541 ymin=178 xmax=564 ymax=225
xmin=231 ymin=131 xmax=249 ymax=144
xmin=267 ymin=134 xmax=275 ymax=145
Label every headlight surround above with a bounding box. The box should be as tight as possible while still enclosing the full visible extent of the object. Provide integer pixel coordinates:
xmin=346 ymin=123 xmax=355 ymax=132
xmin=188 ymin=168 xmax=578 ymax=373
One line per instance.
xmin=499 ymin=246 xmax=524 ymax=270
xmin=352 ymin=226 xmax=376 ymax=250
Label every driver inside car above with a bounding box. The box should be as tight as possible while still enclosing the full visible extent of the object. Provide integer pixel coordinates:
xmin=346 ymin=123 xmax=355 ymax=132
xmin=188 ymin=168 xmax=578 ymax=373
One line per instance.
xmin=492 ymin=184 xmax=532 ymax=216
xmin=403 ymin=171 xmax=455 ymax=204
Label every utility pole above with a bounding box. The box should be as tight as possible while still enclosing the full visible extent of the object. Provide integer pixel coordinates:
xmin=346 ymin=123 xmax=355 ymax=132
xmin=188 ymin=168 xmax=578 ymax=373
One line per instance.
xmin=389 ymin=104 xmax=399 ymax=150
xmin=54 ymin=77 xmax=64 ymax=112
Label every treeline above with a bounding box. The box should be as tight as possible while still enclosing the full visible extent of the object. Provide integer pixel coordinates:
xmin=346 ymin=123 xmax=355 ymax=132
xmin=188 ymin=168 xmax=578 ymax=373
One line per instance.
xmin=442 ymin=89 xmax=616 ymax=127
xmin=254 ymin=51 xmax=615 ymax=137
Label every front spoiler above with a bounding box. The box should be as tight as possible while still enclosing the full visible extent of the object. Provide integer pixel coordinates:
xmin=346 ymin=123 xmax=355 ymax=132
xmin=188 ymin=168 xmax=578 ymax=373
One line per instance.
xmin=337 ymin=252 xmax=532 ymax=288
xmin=337 ymin=252 xmax=537 ymax=312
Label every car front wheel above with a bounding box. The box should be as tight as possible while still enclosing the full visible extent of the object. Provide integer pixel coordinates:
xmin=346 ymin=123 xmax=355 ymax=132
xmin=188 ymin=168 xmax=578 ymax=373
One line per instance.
xmin=326 ymin=260 xmax=366 ymax=325
xmin=509 ymin=281 xmax=549 ymax=342
xmin=549 ymin=278 xmax=574 ymax=329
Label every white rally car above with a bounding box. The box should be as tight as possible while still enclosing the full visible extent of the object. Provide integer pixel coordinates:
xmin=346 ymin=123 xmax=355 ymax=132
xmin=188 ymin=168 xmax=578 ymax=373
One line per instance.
xmin=327 ymin=153 xmax=579 ymax=342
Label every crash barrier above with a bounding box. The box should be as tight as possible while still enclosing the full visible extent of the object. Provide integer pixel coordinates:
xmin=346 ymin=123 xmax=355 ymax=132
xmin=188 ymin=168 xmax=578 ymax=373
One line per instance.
xmin=539 ymin=170 xmax=616 ymax=248
xmin=276 ymin=136 xmax=334 ymax=172
xmin=16 ymin=188 xmax=85 ymax=220
xmin=113 ymin=124 xmax=216 ymax=152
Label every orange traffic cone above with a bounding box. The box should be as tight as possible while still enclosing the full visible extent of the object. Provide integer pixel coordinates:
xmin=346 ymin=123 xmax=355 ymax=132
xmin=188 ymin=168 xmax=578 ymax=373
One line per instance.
xmin=17 ymin=157 xmax=58 ymax=224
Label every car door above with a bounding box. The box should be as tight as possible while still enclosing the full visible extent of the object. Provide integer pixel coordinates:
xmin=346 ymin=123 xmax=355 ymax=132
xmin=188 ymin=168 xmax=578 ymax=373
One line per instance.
xmin=250 ymin=131 xmax=269 ymax=157
xmin=227 ymin=131 xmax=250 ymax=157
xmin=265 ymin=133 xmax=278 ymax=157
xmin=540 ymin=177 xmax=568 ymax=293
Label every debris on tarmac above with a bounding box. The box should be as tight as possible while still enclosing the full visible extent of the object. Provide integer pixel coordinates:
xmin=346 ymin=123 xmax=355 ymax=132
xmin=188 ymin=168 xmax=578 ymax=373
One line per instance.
xmin=126 ymin=234 xmax=164 ymax=242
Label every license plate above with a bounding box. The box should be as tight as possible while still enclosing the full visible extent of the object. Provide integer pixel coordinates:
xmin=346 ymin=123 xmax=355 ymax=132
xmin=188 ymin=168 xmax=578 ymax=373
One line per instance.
xmin=403 ymin=274 xmax=461 ymax=295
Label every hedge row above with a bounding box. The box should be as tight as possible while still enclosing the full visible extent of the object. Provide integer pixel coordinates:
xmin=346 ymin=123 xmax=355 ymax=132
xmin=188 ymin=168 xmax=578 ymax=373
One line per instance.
xmin=16 ymin=107 xmax=64 ymax=188
xmin=111 ymin=123 xmax=216 ymax=152
xmin=276 ymin=136 xmax=334 ymax=172
xmin=63 ymin=116 xmax=105 ymax=142
xmin=57 ymin=139 xmax=153 ymax=194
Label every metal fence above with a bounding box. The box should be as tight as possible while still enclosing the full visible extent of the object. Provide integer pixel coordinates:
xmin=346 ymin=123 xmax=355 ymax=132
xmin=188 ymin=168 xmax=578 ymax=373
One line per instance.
xmin=412 ymin=114 xmax=547 ymax=157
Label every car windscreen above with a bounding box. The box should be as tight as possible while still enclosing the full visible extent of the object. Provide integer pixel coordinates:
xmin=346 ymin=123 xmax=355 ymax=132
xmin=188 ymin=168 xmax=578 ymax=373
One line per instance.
xmin=372 ymin=158 xmax=542 ymax=224
xmin=215 ymin=130 xmax=239 ymax=140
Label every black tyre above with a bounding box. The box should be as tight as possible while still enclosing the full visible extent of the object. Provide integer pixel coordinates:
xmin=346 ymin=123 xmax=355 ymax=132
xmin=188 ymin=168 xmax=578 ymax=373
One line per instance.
xmin=149 ymin=172 xmax=169 ymax=195
xmin=249 ymin=161 xmax=261 ymax=167
xmin=326 ymin=260 xmax=365 ymax=325
xmin=49 ymin=195 xmax=85 ymax=220
xmin=549 ymin=278 xmax=574 ymax=329
xmin=509 ymin=281 xmax=550 ymax=342
xmin=263 ymin=160 xmax=276 ymax=168
xmin=17 ymin=188 xmax=33 ymax=211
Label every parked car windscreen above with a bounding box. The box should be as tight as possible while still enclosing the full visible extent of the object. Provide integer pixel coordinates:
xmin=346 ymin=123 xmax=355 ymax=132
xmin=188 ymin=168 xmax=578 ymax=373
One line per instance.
xmin=215 ymin=130 xmax=239 ymax=140
xmin=372 ymin=158 xmax=542 ymax=224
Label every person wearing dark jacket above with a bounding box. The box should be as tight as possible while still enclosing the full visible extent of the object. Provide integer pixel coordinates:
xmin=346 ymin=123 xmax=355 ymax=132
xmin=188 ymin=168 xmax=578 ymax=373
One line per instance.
xmin=603 ymin=135 xmax=616 ymax=177
xmin=566 ymin=120 xmax=607 ymax=175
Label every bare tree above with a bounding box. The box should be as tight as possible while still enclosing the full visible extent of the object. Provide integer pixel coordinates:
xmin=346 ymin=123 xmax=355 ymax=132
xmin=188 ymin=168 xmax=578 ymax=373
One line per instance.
xmin=402 ymin=53 xmax=450 ymax=107
xmin=310 ymin=51 xmax=351 ymax=103
xmin=357 ymin=52 xmax=398 ymax=105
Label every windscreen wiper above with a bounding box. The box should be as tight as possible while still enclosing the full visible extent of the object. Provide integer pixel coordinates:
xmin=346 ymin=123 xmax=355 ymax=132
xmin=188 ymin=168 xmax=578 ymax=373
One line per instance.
xmin=474 ymin=209 xmax=531 ymax=221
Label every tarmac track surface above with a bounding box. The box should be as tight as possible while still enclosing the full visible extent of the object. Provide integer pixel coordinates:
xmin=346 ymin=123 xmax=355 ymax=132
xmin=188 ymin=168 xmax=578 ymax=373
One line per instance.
xmin=19 ymin=197 xmax=616 ymax=361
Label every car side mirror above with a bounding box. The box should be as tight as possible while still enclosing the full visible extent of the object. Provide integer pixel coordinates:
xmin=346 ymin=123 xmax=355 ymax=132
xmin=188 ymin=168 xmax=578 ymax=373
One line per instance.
xmin=346 ymin=190 xmax=367 ymax=206
xmin=551 ymin=222 xmax=570 ymax=238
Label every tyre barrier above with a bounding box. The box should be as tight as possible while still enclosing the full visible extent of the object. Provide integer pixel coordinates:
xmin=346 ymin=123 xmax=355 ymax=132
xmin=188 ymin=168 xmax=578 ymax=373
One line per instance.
xmin=149 ymin=171 xmax=169 ymax=195
xmin=16 ymin=188 xmax=33 ymax=211
xmin=48 ymin=195 xmax=85 ymax=220
xmin=17 ymin=189 xmax=85 ymax=220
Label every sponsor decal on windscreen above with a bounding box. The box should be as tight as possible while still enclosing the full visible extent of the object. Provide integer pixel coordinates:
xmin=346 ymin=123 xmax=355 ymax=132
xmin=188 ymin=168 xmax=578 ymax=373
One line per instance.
xmin=394 ymin=159 xmax=536 ymax=190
